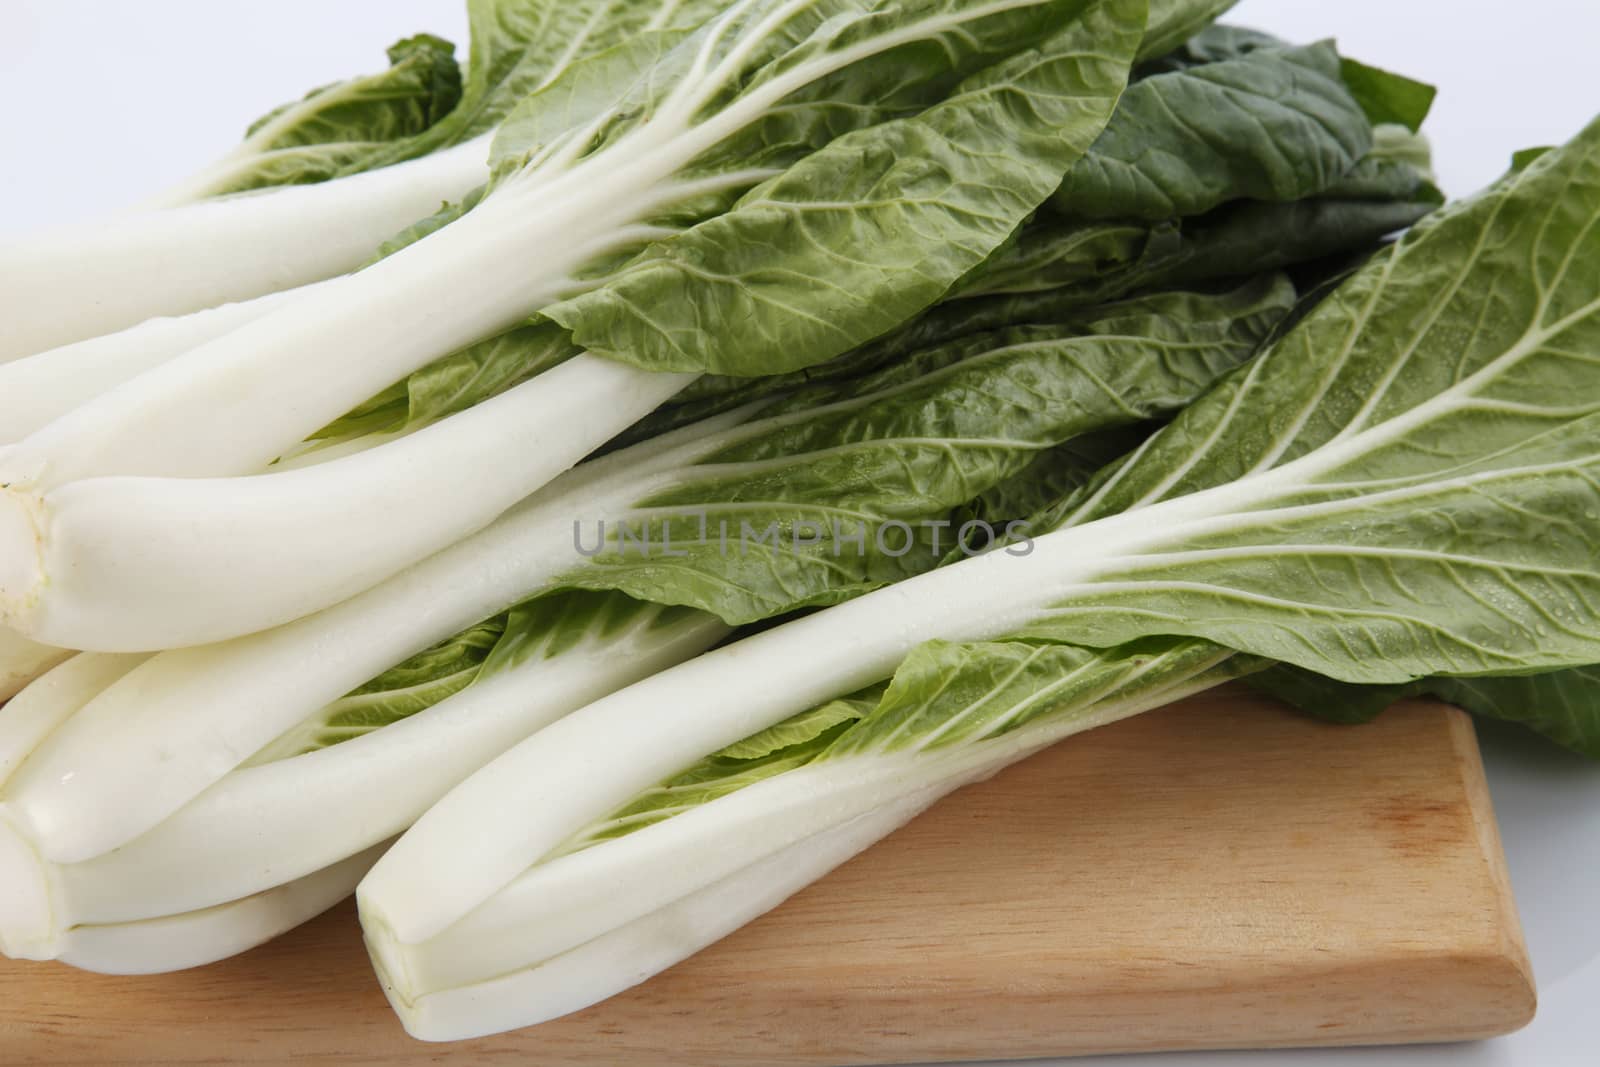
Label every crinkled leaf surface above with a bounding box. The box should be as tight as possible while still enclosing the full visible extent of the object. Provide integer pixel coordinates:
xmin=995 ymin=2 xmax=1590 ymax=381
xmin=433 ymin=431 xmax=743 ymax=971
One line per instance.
xmin=1006 ymin=117 xmax=1600 ymax=683
xmin=244 ymin=591 xmax=686 ymax=763
xmin=543 ymin=0 xmax=1148 ymax=376
xmin=1051 ymin=41 xmax=1371 ymax=221
xmin=333 ymin=0 xmax=729 ymax=175
xmin=553 ymin=279 xmax=1290 ymax=625
xmin=206 ymin=34 xmax=463 ymax=195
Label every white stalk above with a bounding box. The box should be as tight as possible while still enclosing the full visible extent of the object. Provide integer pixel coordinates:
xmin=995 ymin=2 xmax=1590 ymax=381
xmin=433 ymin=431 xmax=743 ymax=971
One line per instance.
xmin=0 ymin=629 xmax=76 ymax=703
xmin=0 ymin=282 xmax=328 ymax=444
xmin=0 ymin=404 xmax=755 ymax=864
xmin=0 ymin=654 xmax=148 ymax=786
xmin=0 ymin=161 xmax=646 ymax=491
xmin=53 ymin=843 xmax=388 ymax=975
xmin=371 ymin=788 xmax=939 ymax=1042
xmin=3 ymin=355 xmax=694 ymax=651
xmin=355 ymin=478 xmax=1262 ymax=944
xmin=0 ymin=137 xmax=491 ymax=360
xmin=367 ymin=665 xmax=1226 ymax=1019
xmin=0 ymin=607 xmax=726 ymax=960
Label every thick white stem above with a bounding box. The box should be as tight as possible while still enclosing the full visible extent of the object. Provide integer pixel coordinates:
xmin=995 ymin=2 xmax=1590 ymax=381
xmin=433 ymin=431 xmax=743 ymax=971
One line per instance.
xmin=357 ymin=550 xmax=1049 ymax=943
xmin=0 ymin=405 xmax=743 ymax=864
xmin=4 ymin=356 xmax=694 ymax=651
xmin=0 ymin=653 xmax=148 ymax=787
xmin=366 ymin=669 xmax=1221 ymax=991
xmin=0 ymin=608 xmax=726 ymax=953
xmin=369 ymin=787 xmax=940 ymax=1042
xmin=70 ymin=611 xmax=725 ymax=923
xmin=2 ymin=183 xmax=580 ymax=489
xmin=53 ymin=843 xmax=387 ymax=974
xmin=0 ymin=629 xmax=76 ymax=703
xmin=355 ymin=485 xmax=1250 ymax=944
xmin=0 ymin=282 xmax=328 ymax=444
xmin=0 ymin=138 xmax=491 ymax=360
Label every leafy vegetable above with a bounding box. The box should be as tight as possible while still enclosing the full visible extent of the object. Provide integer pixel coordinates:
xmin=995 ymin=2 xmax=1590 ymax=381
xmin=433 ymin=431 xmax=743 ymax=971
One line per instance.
xmin=1051 ymin=41 xmax=1372 ymax=221
xmin=357 ymin=114 xmax=1600 ymax=1039
xmin=1135 ymin=0 xmax=1239 ymax=63
xmin=329 ymin=41 xmax=1437 ymax=449
xmin=0 ymin=0 xmax=1145 ymax=653
xmin=337 ymin=0 xmax=732 ymax=175
xmin=0 ymin=272 xmax=1281 ymax=970
xmin=0 ymin=591 xmax=725 ymax=969
xmin=1249 ymin=664 xmax=1600 ymax=758
xmin=1338 ymin=56 xmax=1437 ymax=133
xmin=161 ymin=35 xmax=465 ymax=201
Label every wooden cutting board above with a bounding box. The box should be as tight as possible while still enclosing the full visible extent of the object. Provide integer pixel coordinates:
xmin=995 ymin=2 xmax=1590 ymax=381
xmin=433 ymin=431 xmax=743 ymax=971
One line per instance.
xmin=0 ymin=687 xmax=1534 ymax=1065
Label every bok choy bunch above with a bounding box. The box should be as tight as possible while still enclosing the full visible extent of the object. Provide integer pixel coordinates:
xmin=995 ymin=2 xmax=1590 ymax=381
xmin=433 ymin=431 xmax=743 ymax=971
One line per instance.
xmin=0 ymin=0 xmax=1449 ymax=977
xmin=358 ymin=114 xmax=1600 ymax=1040
xmin=0 ymin=276 xmax=1288 ymax=972
xmin=0 ymin=0 xmax=1148 ymax=653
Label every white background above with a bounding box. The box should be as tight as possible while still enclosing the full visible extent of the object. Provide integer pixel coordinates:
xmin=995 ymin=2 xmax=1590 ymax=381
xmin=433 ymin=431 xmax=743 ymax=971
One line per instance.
xmin=2 ymin=2 xmax=1598 ymax=1065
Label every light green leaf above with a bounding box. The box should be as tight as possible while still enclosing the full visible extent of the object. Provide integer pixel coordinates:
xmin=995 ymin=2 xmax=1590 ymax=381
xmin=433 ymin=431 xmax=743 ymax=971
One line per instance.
xmin=242 ymin=591 xmax=686 ymax=764
xmin=560 ymin=634 xmax=1252 ymax=854
xmin=821 ymin=635 xmax=1250 ymax=757
xmin=244 ymin=618 xmax=506 ymax=762
xmin=555 ymin=278 xmax=1290 ymax=625
xmin=718 ymin=699 xmax=869 ymax=760
xmin=553 ymin=690 xmax=879 ymax=853
xmin=1010 ymin=116 xmax=1600 ymax=682
xmin=335 ymin=0 xmax=730 ymax=175
xmin=543 ymin=0 xmax=1148 ymax=376
xmin=1135 ymin=0 xmax=1239 ymax=63
xmin=203 ymin=34 xmax=463 ymax=196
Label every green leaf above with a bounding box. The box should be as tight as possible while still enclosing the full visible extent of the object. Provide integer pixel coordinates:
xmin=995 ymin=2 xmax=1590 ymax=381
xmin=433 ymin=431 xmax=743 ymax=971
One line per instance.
xmin=334 ymin=0 xmax=730 ymax=175
xmin=199 ymin=34 xmax=463 ymax=196
xmin=960 ymin=191 xmax=1434 ymax=306
xmin=1513 ymin=146 xmax=1556 ymax=172
xmin=559 ymin=634 xmax=1253 ymax=854
xmin=1248 ymin=663 xmax=1600 ymax=758
xmin=821 ymin=635 xmax=1250 ymax=757
xmin=718 ymin=699 xmax=870 ymax=760
xmin=554 ymin=278 xmax=1291 ymax=625
xmin=553 ymin=691 xmax=879 ymax=854
xmin=373 ymin=319 xmax=579 ymax=433
xmin=1135 ymin=0 xmax=1240 ymax=63
xmin=1339 ymin=57 xmax=1436 ymax=133
xmin=954 ymin=425 xmax=1152 ymax=539
xmin=480 ymin=590 xmax=705 ymax=676
xmin=244 ymin=617 xmax=506 ymax=762
xmin=242 ymin=590 xmax=686 ymax=764
xmin=626 ymin=174 xmax=1427 ymax=450
xmin=486 ymin=30 xmax=694 ymax=182
xmin=1139 ymin=22 xmax=1279 ymax=72
xmin=1009 ymin=116 xmax=1600 ymax=683
xmin=543 ymin=0 xmax=1148 ymax=376
xmin=1051 ymin=41 xmax=1372 ymax=221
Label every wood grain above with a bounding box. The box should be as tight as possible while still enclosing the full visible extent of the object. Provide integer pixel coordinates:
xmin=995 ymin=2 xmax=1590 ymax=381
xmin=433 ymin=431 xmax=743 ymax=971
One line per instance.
xmin=0 ymin=687 xmax=1534 ymax=1065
